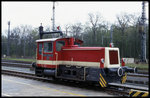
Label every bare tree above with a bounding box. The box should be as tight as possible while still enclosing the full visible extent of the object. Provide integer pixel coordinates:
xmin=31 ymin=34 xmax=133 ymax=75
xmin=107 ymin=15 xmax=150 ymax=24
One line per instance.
xmin=64 ymin=24 xmax=70 ymax=37
xmin=88 ymin=13 xmax=103 ymax=45
xmin=70 ymin=23 xmax=83 ymax=38
xmin=116 ymin=13 xmax=130 ymax=36
xmin=128 ymin=14 xmax=141 ymax=26
xmin=116 ymin=13 xmax=131 ymax=57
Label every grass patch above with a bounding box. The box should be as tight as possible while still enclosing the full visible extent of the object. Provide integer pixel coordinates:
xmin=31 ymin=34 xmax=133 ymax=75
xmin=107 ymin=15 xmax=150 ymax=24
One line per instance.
xmin=2 ymin=57 xmax=36 ymax=62
xmin=125 ymin=63 xmax=149 ymax=70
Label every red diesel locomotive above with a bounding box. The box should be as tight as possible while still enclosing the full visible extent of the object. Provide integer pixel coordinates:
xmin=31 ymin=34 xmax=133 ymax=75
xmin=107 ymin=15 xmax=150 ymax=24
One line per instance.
xmin=32 ymin=25 xmax=136 ymax=87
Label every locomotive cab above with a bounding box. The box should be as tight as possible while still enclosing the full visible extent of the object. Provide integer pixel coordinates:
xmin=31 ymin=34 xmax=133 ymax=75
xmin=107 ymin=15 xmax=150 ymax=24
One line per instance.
xmin=34 ymin=37 xmax=84 ymax=77
xmin=36 ymin=37 xmax=83 ymax=64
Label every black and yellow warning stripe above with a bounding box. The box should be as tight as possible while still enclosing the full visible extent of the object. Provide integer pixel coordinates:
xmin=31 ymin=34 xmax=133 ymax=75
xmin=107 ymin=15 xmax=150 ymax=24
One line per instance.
xmin=121 ymin=72 xmax=127 ymax=84
xmin=99 ymin=73 xmax=107 ymax=87
xmin=129 ymin=89 xmax=149 ymax=97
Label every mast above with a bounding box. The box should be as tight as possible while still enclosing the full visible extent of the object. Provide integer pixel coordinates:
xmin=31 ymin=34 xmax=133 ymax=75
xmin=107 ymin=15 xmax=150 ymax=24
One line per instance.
xmin=7 ymin=21 xmax=10 ymax=56
xmin=140 ymin=1 xmax=147 ymax=62
xmin=52 ymin=1 xmax=55 ymax=31
xmin=110 ymin=25 xmax=113 ymax=43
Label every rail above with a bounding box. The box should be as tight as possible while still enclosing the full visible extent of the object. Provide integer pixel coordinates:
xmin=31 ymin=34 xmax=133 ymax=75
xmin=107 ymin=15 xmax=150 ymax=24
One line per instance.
xmin=2 ymin=69 xmax=53 ymax=81
xmin=127 ymin=73 xmax=148 ymax=78
xmin=108 ymin=82 xmax=148 ymax=91
xmin=2 ymin=61 xmax=32 ymax=68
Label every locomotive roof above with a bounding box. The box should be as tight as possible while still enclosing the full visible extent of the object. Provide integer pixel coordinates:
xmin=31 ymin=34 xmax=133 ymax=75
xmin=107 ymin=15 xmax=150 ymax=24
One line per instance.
xmin=36 ymin=38 xmax=59 ymax=42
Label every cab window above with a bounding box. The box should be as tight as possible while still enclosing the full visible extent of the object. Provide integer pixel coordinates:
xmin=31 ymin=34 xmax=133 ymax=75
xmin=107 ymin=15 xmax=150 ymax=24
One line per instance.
xmin=44 ymin=42 xmax=53 ymax=53
xmin=39 ymin=43 xmax=42 ymax=55
xmin=56 ymin=41 xmax=65 ymax=51
xmin=74 ymin=42 xmax=80 ymax=46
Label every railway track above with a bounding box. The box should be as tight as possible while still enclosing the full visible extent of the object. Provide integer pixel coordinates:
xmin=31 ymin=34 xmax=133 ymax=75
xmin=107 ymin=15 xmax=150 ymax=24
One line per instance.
xmin=2 ymin=61 xmax=149 ymax=85
xmin=2 ymin=59 xmax=33 ymax=64
xmin=1 ymin=61 xmax=32 ymax=68
xmin=1 ymin=69 xmax=53 ymax=82
xmin=1 ymin=60 xmax=149 ymax=82
xmin=2 ymin=61 xmax=149 ymax=84
xmin=126 ymin=73 xmax=148 ymax=85
xmin=2 ymin=69 xmax=149 ymax=97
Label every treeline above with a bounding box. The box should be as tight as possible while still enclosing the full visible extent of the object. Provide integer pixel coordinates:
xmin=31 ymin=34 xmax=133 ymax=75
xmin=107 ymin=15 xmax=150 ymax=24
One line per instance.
xmin=1 ymin=13 xmax=149 ymax=59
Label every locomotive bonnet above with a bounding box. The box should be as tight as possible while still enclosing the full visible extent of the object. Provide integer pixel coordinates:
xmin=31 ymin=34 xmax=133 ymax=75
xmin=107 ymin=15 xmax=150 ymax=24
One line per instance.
xmin=32 ymin=25 xmax=137 ymax=87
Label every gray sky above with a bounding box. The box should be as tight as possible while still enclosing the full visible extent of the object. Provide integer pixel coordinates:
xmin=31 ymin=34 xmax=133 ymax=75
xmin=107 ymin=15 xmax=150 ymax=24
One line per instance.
xmin=2 ymin=1 xmax=149 ymax=35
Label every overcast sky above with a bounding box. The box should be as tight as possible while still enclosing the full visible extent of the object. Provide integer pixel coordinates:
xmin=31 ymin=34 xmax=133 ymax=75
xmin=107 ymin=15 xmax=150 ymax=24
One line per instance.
xmin=2 ymin=1 xmax=149 ymax=35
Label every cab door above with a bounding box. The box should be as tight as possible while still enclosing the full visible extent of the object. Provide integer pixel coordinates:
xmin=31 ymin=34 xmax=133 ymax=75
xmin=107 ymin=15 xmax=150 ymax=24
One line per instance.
xmin=55 ymin=40 xmax=65 ymax=61
xmin=36 ymin=42 xmax=44 ymax=68
xmin=42 ymin=41 xmax=55 ymax=68
xmin=54 ymin=40 xmax=65 ymax=77
xmin=37 ymin=42 xmax=43 ymax=60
